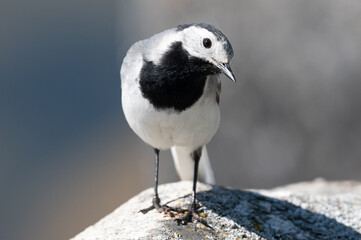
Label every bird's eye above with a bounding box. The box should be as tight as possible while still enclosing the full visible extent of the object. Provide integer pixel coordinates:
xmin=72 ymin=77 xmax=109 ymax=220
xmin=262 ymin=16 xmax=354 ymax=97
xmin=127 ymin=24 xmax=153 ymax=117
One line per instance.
xmin=203 ymin=38 xmax=212 ymax=49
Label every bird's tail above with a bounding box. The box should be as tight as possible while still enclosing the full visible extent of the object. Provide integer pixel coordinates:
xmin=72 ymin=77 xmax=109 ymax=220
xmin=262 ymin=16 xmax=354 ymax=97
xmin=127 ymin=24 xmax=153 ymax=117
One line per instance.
xmin=171 ymin=145 xmax=215 ymax=184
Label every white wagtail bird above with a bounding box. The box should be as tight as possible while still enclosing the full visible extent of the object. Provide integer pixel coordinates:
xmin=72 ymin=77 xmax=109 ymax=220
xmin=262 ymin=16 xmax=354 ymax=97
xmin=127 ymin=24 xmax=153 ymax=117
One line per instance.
xmin=121 ymin=23 xmax=235 ymax=224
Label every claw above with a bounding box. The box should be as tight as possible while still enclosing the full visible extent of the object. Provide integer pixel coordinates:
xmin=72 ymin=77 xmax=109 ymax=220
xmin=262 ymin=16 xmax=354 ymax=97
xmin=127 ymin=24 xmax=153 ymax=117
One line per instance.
xmin=174 ymin=210 xmax=193 ymax=225
xmin=141 ymin=200 xmax=212 ymax=229
xmin=140 ymin=200 xmax=187 ymax=215
xmin=174 ymin=203 xmax=213 ymax=229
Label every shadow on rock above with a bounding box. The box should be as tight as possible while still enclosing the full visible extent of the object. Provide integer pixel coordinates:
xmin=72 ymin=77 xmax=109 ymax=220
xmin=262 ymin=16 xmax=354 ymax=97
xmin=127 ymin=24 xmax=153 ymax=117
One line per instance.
xmin=194 ymin=185 xmax=361 ymax=240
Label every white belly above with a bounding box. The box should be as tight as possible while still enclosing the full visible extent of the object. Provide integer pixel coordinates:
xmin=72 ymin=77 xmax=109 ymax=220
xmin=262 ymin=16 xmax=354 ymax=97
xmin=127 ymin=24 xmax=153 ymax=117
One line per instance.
xmin=122 ymin=77 xmax=220 ymax=150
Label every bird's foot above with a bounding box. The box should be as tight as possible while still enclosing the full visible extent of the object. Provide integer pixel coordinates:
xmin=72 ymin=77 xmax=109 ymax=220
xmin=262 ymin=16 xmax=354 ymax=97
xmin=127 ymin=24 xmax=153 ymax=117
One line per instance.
xmin=174 ymin=203 xmax=213 ymax=229
xmin=140 ymin=196 xmax=187 ymax=216
xmin=140 ymin=197 xmax=212 ymax=228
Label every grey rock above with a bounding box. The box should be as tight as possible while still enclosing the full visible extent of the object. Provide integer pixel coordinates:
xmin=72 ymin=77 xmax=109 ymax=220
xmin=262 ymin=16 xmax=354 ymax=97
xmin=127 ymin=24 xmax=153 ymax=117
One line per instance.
xmin=72 ymin=179 xmax=361 ymax=240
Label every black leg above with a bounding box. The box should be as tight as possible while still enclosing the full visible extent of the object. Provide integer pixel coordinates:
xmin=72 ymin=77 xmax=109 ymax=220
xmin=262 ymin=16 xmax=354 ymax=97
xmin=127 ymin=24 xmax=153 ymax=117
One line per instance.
xmin=190 ymin=148 xmax=202 ymax=211
xmin=152 ymin=148 xmax=162 ymax=209
xmin=141 ymin=148 xmax=187 ymax=214
xmin=175 ymin=147 xmax=209 ymax=226
xmin=142 ymin=147 xmax=211 ymax=228
xmin=140 ymin=148 xmax=162 ymax=213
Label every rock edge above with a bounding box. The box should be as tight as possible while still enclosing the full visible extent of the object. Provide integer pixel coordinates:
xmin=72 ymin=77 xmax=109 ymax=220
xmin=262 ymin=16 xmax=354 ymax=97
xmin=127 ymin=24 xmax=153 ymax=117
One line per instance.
xmin=72 ymin=179 xmax=361 ymax=240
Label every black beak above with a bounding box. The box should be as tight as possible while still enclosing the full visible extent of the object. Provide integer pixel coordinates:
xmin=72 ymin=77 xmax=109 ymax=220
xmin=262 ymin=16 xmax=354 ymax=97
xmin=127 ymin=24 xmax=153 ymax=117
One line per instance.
xmin=217 ymin=62 xmax=236 ymax=82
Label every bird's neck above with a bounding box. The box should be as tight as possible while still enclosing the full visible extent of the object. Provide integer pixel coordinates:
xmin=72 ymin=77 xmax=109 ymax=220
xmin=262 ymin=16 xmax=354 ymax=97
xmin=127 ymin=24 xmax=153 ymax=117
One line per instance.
xmin=139 ymin=42 xmax=219 ymax=113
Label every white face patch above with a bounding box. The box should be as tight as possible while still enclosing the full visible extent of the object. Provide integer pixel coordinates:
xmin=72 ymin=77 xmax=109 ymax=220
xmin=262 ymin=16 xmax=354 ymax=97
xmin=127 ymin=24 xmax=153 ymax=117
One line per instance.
xmin=181 ymin=26 xmax=229 ymax=65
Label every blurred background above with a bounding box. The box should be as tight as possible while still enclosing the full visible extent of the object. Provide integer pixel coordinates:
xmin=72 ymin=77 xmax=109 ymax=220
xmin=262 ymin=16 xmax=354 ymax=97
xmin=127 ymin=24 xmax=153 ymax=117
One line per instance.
xmin=1 ymin=0 xmax=361 ymax=239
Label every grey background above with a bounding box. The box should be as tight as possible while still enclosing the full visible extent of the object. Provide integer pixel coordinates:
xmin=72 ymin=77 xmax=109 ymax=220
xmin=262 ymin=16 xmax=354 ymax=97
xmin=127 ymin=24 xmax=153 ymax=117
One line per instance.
xmin=1 ymin=1 xmax=361 ymax=239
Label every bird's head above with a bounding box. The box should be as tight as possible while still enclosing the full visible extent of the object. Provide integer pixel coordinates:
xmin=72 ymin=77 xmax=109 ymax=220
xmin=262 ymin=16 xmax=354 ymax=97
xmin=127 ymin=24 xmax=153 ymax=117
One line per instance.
xmin=177 ymin=23 xmax=236 ymax=82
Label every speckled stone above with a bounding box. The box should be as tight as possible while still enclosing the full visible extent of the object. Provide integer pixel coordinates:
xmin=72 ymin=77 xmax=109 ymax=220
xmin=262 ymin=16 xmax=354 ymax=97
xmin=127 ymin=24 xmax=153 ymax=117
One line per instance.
xmin=71 ymin=179 xmax=361 ymax=240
